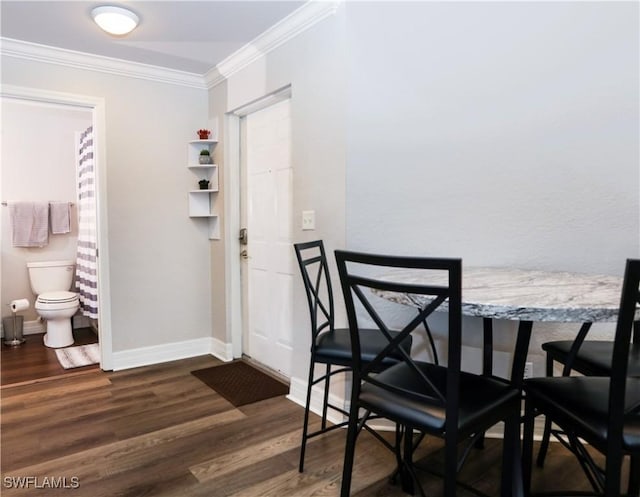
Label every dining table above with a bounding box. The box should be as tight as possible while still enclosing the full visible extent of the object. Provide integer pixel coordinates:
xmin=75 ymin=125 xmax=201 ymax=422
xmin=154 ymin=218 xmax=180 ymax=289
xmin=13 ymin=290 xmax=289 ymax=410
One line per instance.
xmin=373 ymin=265 xmax=635 ymax=497
xmin=374 ymin=266 xmax=632 ymax=386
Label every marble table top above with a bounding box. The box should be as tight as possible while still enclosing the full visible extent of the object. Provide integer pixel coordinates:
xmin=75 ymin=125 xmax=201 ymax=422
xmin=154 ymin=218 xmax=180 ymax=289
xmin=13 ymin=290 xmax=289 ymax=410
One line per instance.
xmin=375 ymin=267 xmax=634 ymax=323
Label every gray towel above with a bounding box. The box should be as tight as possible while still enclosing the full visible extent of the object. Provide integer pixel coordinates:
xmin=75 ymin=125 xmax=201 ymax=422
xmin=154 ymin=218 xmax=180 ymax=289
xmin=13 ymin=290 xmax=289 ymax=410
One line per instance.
xmin=9 ymin=201 xmax=49 ymax=247
xmin=50 ymin=201 xmax=71 ymax=234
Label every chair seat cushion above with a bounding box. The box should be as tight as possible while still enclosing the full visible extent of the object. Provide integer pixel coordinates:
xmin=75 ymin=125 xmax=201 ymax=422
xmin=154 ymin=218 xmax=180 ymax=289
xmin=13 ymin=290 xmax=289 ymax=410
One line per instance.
xmin=524 ymin=376 xmax=640 ymax=451
xmin=315 ymin=329 xmax=412 ymax=370
xmin=358 ymin=362 xmax=521 ymax=436
xmin=542 ymin=340 xmax=640 ymax=377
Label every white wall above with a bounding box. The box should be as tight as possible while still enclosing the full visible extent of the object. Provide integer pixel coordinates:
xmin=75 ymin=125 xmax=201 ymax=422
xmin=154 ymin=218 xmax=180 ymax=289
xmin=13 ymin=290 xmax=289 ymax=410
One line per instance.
xmin=1 ymin=57 xmax=212 ymax=354
xmin=1 ymin=99 xmax=91 ymax=323
xmin=344 ymin=1 xmax=639 ymax=376
xmin=346 ymin=2 xmax=638 ymax=271
xmin=213 ymin=1 xmax=639 ymax=386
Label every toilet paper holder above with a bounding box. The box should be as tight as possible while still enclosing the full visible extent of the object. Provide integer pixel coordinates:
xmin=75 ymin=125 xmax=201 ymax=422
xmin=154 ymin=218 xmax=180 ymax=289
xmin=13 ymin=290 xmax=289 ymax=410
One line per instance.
xmin=3 ymin=299 xmax=29 ymax=346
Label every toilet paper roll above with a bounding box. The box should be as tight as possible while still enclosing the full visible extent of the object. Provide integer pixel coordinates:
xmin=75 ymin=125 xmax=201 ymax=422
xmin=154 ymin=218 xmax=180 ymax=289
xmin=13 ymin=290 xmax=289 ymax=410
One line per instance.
xmin=10 ymin=298 xmax=30 ymax=313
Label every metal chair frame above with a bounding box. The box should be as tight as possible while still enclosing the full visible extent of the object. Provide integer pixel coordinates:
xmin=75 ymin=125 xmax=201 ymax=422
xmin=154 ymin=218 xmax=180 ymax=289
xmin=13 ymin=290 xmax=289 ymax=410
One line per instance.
xmin=522 ymin=258 xmax=640 ymax=497
xmin=335 ymin=250 xmax=521 ymax=497
xmin=295 ymin=240 xmax=409 ymax=472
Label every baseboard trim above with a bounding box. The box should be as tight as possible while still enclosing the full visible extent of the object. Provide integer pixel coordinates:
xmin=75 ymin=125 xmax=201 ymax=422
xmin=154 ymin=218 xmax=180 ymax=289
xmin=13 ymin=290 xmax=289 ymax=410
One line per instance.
xmin=112 ymin=337 xmax=233 ymax=371
xmin=0 ymin=319 xmax=45 ymax=338
xmin=2 ymin=318 xmax=93 ymax=338
xmin=287 ymin=376 xmax=346 ymax=426
xmin=210 ymin=338 xmax=234 ymax=363
xmin=24 ymin=319 xmax=44 ymax=335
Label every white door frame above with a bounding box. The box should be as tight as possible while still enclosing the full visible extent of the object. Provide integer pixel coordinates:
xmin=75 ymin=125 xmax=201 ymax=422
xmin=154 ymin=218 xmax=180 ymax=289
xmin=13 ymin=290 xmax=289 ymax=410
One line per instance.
xmin=1 ymin=85 xmax=114 ymax=370
xmin=224 ymin=86 xmax=292 ymax=359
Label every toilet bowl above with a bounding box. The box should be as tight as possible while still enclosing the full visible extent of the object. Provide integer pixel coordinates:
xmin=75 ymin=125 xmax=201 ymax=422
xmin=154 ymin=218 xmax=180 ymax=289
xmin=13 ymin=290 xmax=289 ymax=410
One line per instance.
xmin=27 ymin=261 xmax=80 ymax=348
xmin=35 ymin=291 xmax=80 ymax=348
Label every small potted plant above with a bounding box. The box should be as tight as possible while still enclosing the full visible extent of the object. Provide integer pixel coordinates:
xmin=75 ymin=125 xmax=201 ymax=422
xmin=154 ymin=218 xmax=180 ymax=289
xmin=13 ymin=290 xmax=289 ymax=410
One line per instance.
xmin=198 ymin=179 xmax=210 ymax=190
xmin=199 ymin=149 xmax=212 ymax=164
xmin=197 ymin=129 xmax=211 ymax=140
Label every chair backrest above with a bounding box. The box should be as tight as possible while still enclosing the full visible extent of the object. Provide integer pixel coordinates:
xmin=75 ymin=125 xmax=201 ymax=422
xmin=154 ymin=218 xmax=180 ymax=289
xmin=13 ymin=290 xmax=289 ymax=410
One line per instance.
xmin=607 ymin=258 xmax=640 ymax=454
xmin=334 ymin=250 xmax=462 ymax=419
xmin=294 ymin=241 xmax=336 ymax=345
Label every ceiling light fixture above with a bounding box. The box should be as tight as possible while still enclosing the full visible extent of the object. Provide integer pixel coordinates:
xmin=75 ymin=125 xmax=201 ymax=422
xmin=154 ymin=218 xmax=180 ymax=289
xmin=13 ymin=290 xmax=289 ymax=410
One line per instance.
xmin=91 ymin=6 xmax=139 ymax=36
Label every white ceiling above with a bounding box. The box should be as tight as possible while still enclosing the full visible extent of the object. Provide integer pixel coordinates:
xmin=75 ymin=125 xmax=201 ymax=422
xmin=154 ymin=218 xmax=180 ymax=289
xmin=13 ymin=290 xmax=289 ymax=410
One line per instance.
xmin=0 ymin=1 xmax=306 ymax=74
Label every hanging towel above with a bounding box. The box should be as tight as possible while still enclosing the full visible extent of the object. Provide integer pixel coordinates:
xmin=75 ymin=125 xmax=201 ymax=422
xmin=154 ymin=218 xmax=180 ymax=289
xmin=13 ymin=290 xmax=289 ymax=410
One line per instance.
xmin=50 ymin=201 xmax=71 ymax=234
xmin=9 ymin=202 xmax=49 ymax=247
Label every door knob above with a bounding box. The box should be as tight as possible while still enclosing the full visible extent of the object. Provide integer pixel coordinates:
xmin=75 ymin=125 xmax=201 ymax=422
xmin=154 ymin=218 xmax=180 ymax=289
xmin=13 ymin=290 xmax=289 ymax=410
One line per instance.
xmin=240 ymin=250 xmax=249 ymax=260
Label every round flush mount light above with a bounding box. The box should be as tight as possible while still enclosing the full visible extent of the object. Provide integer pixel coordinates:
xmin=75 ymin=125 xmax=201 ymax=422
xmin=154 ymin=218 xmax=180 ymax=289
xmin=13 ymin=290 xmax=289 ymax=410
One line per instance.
xmin=91 ymin=6 xmax=139 ymax=36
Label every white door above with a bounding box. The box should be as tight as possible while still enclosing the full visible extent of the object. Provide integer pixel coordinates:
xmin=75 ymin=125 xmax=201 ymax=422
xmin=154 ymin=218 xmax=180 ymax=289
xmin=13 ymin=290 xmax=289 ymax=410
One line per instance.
xmin=241 ymin=98 xmax=294 ymax=377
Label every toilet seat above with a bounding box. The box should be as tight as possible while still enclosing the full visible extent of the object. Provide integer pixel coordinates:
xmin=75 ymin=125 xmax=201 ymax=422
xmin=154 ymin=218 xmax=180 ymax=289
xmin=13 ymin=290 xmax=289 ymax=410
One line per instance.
xmin=36 ymin=291 xmax=79 ymax=310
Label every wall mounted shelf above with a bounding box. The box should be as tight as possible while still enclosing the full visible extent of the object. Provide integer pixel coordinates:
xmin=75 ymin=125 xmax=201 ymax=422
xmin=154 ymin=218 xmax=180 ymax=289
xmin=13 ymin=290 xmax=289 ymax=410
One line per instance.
xmin=187 ymin=140 xmax=220 ymax=239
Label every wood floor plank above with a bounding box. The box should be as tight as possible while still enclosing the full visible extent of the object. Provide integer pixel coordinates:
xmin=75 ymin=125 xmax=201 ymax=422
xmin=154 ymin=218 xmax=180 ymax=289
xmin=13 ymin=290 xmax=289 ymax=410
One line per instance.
xmin=227 ymin=431 xmax=396 ymax=497
xmin=2 ymin=410 xmax=246 ymax=495
xmin=0 ymin=329 xmax=99 ymax=386
xmin=0 ymin=354 xmax=624 ymax=497
xmin=190 ymin=428 xmax=303 ymax=482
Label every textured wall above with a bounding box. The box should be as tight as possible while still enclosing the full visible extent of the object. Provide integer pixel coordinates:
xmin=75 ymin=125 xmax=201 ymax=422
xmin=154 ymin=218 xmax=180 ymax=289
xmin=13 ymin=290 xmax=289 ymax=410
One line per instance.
xmin=344 ymin=1 xmax=639 ymax=377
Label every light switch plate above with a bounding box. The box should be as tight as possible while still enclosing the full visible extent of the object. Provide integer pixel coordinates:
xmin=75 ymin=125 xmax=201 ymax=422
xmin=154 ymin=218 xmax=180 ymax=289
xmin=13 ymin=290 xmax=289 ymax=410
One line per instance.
xmin=523 ymin=362 xmax=534 ymax=379
xmin=302 ymin=210 xmax=315 ymax=230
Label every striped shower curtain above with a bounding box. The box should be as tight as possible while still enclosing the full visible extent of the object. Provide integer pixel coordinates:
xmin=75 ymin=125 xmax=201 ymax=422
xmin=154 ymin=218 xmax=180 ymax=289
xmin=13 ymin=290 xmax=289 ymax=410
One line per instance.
xmin=75 ymin=126 xmax=99 ymax=319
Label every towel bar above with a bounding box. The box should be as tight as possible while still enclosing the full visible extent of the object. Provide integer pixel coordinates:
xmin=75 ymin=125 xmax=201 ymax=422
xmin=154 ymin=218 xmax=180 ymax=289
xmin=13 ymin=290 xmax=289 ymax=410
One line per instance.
xmin=2 ymin=201 xmax=74 ymax=206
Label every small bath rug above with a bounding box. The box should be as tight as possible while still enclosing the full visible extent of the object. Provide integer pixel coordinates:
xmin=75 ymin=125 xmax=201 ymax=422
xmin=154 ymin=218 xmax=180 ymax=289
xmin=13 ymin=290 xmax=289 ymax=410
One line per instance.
xmin=191 ymin=361 xmax=289 ymax=407
xmin=55 ymin=343 xmax=100 ymax=369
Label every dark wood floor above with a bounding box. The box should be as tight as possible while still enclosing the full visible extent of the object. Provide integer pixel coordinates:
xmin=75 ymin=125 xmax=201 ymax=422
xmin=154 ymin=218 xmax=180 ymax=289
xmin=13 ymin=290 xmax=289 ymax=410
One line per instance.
xmin=1 ymin=328 xmax=99 ymax=387
xmin=0 ymin=354 xmax=624 ymax=497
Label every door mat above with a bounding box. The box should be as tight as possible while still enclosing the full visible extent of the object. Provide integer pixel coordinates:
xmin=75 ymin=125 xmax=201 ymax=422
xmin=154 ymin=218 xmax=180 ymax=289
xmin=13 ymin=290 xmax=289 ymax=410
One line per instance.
xmin=55 ymin=343 xmax=100 ymax=369
xmin=191 ymin=361 xmax=289 ymax=407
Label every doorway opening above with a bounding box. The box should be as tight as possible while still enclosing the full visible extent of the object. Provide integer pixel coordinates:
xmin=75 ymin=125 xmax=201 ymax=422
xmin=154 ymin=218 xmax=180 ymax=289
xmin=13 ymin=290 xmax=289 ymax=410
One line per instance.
xmin=0 ymin=85 xmax=113 ymax=376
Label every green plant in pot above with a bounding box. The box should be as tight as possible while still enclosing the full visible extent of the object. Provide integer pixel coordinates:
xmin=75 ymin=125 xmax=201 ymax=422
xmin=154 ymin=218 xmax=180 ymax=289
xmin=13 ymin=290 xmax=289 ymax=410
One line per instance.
xmin=198 ymin=179 xmax=210 ymax=190
xmin=199 ymin=149 xmax=212 ymax=164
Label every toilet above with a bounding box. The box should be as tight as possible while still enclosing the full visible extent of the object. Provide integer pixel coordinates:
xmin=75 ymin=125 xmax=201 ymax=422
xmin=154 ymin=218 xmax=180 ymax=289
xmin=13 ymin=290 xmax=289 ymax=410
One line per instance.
xmin=27 ymin=260 xmax=80 ymax=348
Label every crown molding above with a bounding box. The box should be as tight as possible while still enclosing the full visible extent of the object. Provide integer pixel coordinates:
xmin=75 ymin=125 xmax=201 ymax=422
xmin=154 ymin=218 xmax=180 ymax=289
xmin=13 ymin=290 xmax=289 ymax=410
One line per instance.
xmin=0 ymin=37 xmax=207 ymax=89
xmin=204 ymin=0 xmax=340 ymax=89
xmin=1 ymin=0 xmax=339 ymax=91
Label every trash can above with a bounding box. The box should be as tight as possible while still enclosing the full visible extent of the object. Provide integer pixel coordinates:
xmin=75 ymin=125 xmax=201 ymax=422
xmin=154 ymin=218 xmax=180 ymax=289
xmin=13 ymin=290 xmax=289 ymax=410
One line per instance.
xmin=3 ymin=315 xmax=25 ymax=346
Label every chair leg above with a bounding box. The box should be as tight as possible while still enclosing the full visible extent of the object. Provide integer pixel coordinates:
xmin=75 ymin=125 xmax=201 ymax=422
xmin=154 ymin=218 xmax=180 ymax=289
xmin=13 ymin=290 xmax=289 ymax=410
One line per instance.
xmin=340 ymin=395 xmax=361 ymax=497
xmin=401 ymin=425 xmax=416 ymax=495
xmin=389 ymin=424 xmax=404 ymax=485
xmin=444 ymin=431 xmax=458 ymax=497
xmin=322 ymin=363 xmax=331 ymax=430
xmin=604 ymin=446 xmax=623 ymax=497
xmin=299 ymin=358 xmax=318 ymax=472
xmin=522 ymin=399 xmax=536 ymax=497
xmin=629 ymin=455 xmax=639 ymax=497
xmin=536 ymin=418 xmax=553 ymax=468
xmin=536 ymin=354 xmax=554 ymax=468
xmin=501 ymin=408 xmax=520 ymax=497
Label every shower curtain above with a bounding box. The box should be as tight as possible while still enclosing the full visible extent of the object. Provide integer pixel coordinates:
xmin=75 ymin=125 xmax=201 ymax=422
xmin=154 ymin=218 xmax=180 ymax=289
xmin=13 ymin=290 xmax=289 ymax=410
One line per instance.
xmin=75 ymin=125 xmax=99 ymax=319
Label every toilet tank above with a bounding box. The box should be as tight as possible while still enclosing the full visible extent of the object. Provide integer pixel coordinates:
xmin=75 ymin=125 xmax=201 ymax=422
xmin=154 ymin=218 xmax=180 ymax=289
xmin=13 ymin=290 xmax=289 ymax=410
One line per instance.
xmin=27 ymin=260 xmax=76 ymax=295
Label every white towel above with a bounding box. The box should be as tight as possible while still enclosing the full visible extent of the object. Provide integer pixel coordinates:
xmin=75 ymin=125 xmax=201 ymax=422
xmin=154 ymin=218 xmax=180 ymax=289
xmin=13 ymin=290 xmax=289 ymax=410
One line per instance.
xmin=50 ymin=201 xmax=71 ymax=234
xmin=9 ymin=202 xmax=49 ymax=247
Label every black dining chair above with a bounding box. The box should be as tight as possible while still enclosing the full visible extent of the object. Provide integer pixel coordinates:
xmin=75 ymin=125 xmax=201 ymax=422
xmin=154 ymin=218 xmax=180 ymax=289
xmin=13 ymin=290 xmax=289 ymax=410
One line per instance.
xmin=536 ymin=321 xmax=640 ymax=467
xmin=522 ymin=258 xmax=640 ymax=497
xmin=294 ymin=240 xmax=413 ymax=472
xmin=335 ymin=250 xmax=522 ymax=497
